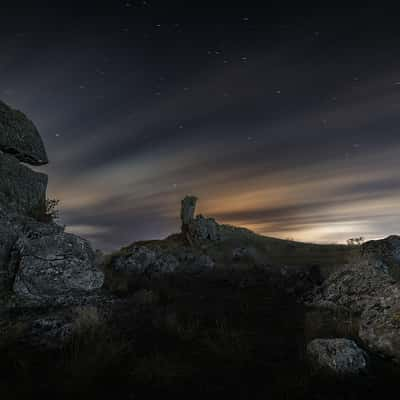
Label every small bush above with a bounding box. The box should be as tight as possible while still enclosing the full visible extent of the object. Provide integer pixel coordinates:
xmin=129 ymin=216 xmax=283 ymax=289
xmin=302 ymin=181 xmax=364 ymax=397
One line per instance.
xmin=29 ymin=198 xmax=60 ymax=223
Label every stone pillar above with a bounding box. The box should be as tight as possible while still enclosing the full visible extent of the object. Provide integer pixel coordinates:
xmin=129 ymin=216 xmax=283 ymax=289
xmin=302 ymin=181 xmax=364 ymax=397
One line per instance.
xmin=181 ymin=196 xmax=197 ymax=246
xmin=181 ymin=195 xmax=198 ymax=229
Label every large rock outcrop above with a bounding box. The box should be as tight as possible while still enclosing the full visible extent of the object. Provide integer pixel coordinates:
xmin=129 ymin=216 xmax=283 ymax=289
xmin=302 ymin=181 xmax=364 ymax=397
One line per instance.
xmin=307 ymin=261 xmax=395 ymax=314
xmin=0 ymin=152 xmax=47 ymax=216
xmin=362 ymin=235 xmax=400 ymax=280
xmin=307 ymin=239 xmax=400 ymax=364
xmin=108 ymin=242 xmax=215 ymax=280
xmin=0 ymin=99 xmax=103 ymax=304
xmin=0 ymin=100 xmax=48 ymax=165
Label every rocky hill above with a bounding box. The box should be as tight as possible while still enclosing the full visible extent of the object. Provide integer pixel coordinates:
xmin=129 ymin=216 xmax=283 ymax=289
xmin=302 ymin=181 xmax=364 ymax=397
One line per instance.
xmin=2 ymin=100 xmax=400 ymax=399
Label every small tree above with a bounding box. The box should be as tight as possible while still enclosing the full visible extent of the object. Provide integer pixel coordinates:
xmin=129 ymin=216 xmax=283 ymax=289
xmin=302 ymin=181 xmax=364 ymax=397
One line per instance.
xmin=346 ymin=236 xmax=365 ymax=264
xmin=346 ymin=237 xmax=364 ymax=246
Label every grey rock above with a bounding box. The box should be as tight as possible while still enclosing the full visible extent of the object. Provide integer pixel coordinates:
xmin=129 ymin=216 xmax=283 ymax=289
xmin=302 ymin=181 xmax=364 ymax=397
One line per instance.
xmin=359 ymin=284 xmax=400 ymax=363
xmin=362 ymin=235 xmax=400 ymax=280
xmin=0 ymin=100 xmax=48 ymax=165
xmin=0 ymin=152 xmax=47 ymax=216
xmin=189 ymin=215 xmax=220 ymax=241
xmin=12 ymin=225 xmax=104 ymax=303
xmin=112 ymin=245 xmax=180 ymax=276
xmin=306 ymin=261 xmax=395 ymax=314
xmin=180 ymin=195 xmax=197 ymax=227
xmin=110 ymin=243 xmax=216 ymax=278
xmin=306 ymin=259 xmax=400 ymax=364
xmin=307 ymin=338 xmax=369 ymax=376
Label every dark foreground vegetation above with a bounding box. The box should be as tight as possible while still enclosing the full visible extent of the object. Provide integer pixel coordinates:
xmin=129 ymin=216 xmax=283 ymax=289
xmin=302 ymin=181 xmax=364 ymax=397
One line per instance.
xmin=1 ymin=268 xmax=399 ymax=400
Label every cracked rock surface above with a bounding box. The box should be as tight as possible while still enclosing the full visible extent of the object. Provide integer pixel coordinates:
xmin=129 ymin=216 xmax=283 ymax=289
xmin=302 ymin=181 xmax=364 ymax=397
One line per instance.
xmin=12 ymin=225 xmax=104 ymax=303
xmin=0 ymin=99 xmax=104 ymax=305
xmin=0 ymin=100 xmax=48 ymax=165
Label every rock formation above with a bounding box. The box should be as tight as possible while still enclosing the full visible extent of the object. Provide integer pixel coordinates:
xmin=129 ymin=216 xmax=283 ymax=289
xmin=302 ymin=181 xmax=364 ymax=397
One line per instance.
xmin=307 ymin=338 xmax=369 ymax=376
xmin=0 ymin=151 xmax=47 ymax=216
xmin=307 ymin=239 xmax=400 ymax=364
xmin=0 ymin=100 xmax=103 ymax=304
xmin=180 ymin=195 xmax=197 ymax=228
xmin=0 ymin=100 xmax=48 ymax=165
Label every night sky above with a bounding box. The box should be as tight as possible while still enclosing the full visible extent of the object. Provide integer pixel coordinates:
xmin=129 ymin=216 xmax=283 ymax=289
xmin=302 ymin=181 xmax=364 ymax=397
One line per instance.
xmin=1 ymin=2 xmax=400 ymax=250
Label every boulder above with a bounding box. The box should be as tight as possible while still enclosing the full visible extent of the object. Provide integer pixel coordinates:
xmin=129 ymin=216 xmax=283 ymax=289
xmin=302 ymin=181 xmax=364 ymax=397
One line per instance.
xmin=0 ymin=152 xmax=47 ymax=216
xmin=306 ymin=261 xmax=394 ymax=314
xmin=307 ymin=338 xmax=369 ymax=376
xmin=0 ymin=100 xmax=48 ymax=165
xmin=12 ymin=224 xmax=104 ymax=303
xmin=359 ymin=284 xmax=400 ymax=363
xmin=306 ymin=260 xmax=400 ymax=363
xmin=362 ymin=236 xmax=400 ymax=280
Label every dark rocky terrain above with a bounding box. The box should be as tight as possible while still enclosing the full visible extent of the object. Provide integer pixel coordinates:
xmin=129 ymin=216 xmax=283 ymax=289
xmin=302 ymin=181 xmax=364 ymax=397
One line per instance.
xmin=1 ymin=100 xmax=400 ymax=399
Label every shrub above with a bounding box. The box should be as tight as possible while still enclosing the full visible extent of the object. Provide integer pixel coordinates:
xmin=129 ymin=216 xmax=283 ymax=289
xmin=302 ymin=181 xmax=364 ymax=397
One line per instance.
xmin=29 ymin=198 xmax=60 ymax=223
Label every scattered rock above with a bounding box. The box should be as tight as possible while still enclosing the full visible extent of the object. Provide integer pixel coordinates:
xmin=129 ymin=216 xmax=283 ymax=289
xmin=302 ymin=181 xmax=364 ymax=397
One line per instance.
xmin=307 ymin=338 xmax=369 ymax=376
xmin=112 ymin=245 xmax=180 ymax=276
xmin=109 ymin=242 xmax=216 ymax=278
